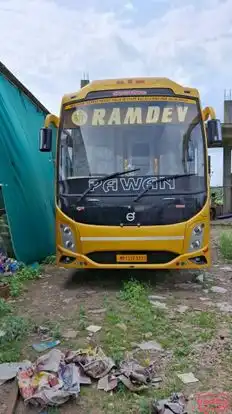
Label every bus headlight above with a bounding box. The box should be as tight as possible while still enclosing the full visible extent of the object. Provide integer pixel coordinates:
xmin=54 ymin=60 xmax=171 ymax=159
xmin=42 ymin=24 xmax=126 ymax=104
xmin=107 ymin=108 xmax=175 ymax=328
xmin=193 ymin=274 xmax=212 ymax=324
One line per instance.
xmin=60 ymin=224 xmax=76 ymax=252
xmin=189 ymin=224 xmax=204 ymax=251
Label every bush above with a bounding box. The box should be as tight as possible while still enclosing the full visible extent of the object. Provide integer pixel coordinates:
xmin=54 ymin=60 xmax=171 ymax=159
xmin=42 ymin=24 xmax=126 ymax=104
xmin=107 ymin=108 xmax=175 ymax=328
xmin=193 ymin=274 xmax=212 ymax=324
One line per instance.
xmin=219 ymin=231 xmax=232 ymax=260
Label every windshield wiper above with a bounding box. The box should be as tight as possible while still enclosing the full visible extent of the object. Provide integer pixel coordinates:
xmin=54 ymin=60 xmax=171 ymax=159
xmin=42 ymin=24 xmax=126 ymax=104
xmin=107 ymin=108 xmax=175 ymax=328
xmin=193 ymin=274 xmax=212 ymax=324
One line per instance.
xmin=133 ymin=173 xmax=195 ymax=203
xmin=77 ymin=168 xmax=140 ymax=202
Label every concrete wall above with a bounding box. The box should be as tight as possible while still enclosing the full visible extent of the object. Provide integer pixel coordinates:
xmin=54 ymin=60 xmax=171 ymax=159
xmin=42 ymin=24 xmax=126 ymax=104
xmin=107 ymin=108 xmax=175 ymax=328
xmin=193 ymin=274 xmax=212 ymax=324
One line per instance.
xmin=224 ymin=100 xmax=232 ymax=123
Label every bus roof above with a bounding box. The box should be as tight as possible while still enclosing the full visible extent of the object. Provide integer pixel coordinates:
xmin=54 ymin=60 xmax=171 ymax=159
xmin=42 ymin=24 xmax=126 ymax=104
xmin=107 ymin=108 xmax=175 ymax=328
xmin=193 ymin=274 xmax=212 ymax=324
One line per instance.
xmin=62 ymin=77 xmax=199 ymax=105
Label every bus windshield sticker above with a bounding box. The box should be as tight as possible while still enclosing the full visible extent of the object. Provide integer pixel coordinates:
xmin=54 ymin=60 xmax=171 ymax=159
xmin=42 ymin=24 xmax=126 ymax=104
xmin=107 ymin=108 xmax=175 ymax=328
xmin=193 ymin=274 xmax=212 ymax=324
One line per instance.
xmin=70 ymin=104 xmax=193 ymax=127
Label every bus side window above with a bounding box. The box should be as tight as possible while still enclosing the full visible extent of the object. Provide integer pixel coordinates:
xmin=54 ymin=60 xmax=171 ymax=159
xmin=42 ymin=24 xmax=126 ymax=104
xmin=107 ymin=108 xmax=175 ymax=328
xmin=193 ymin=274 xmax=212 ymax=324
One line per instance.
xmin=60 ymin=130 xmax=73 ymax=179
xmin=188 ymin=124 xmax=204 ymax=176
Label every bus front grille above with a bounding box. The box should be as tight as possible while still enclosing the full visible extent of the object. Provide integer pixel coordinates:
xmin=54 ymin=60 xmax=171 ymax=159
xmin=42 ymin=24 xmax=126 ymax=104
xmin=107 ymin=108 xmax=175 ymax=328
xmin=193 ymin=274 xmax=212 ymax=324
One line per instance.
xmin=87 ymin=251 xmax=179 ymax=265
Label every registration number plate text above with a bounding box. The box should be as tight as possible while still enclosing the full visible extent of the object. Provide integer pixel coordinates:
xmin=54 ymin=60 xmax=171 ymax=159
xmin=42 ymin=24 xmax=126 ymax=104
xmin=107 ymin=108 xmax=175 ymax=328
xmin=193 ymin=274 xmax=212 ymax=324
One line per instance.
xmin=116 ymin=254 xmax=147 ymax=263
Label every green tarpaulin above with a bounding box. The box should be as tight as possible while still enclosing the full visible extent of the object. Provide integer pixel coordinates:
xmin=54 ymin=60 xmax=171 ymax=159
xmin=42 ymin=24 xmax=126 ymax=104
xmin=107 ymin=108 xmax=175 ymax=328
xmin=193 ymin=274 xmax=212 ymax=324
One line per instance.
xmin=0 ymin=62 xmax=55 ymax=263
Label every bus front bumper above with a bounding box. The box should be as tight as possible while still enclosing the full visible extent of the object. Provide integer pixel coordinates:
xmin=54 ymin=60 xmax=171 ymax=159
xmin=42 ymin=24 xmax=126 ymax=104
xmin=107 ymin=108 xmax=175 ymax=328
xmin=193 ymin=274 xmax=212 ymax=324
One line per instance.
xmin=57 ymin=245 xmax=210 ymax=269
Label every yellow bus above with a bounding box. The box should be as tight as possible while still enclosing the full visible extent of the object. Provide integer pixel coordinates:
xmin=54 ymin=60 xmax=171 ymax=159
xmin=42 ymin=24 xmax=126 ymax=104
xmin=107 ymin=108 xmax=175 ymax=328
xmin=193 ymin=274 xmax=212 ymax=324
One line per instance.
xmin=39 ymin=77 xmax=222 ymax=270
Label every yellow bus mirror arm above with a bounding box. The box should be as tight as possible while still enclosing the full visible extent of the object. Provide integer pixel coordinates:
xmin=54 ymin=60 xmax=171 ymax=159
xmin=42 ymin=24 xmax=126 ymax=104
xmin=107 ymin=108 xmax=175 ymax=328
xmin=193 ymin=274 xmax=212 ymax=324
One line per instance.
xmin=44 ymin=114 xmax=60 ymax=128
xmin=201 ymin=106 xmax=216 ymax=121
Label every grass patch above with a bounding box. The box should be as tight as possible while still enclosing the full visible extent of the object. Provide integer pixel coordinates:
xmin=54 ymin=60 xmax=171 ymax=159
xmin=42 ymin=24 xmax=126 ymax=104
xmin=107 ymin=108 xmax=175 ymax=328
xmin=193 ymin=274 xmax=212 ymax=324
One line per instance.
xmin=184 ymin=310 xmax=216 ymax=329
xmin=138 ymin=398 xmax=152 ymax=413
xmin=101 ymin=279 xmax=170 ymax=359
xmin=42 ymin=255 xmax=56 ymax=265
xmin=47 ymin=408 xmax=60 ymax=414
xmin=100 ymin=279 xmax=218 ymax=367
xmin=0 ymin=314 xmax=33 ymax=362
xmin=0 ymin=266 xmax=38 ymax=362
xmin=0 ymin=298 xmax=12 ymax=317
xmin=219 ymin=231 xmax=232 ymax=260
xmin=0 ymin=315 xmax=31 ymax=343
xmin=78 ymin=305 xmax=88 ymax=330
xmin=43 ymin=320 xmax=62 ymax=340
xmin=7 ymin=264 xmax=42 ymax=297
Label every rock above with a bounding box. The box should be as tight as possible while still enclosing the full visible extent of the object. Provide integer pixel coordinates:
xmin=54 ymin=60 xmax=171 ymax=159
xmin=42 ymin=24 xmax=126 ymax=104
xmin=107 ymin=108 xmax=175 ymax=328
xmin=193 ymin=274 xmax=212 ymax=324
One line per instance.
xmin=150 ymin=300 xmax=167 ymax=309
xmin=62 ymin=329 xmax=79 ymax=339
xmin=216 ymin=302 xmax=232 ymax=312
xmin=176 ymin=305 xmax=189 ymax=314
xmin=211 ymin=286 xmax=227 ymax=294
xmin=63 ymin=298 xmax=72 ymax=304
xmin=195 ymin=274 xmax=204 ymax=283
xmin=86 ymin=290 xmax=96 ymax=295
xmin=116 ymin=323 xmax=127 ymax=332
xmin=205 ymin=301 xmax=213 ymax=307
xmin=220 ymin=266 xmax=232 ymax=272
xmin=86 ymin=325 xmax=102 ymax=333
xmin=218 ymin=328 xmax=230 ymax=340
xmin=138 ymin=340 xmax=163 ymax=351
xmin=199 ymin=297 xmax=208 ymax=301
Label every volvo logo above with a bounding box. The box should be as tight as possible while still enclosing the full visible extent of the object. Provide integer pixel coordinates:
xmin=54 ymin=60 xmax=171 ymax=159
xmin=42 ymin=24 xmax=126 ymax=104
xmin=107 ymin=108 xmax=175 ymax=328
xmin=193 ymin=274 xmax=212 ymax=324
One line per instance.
xmin=126 ymin=212 xmax=135 ymax=222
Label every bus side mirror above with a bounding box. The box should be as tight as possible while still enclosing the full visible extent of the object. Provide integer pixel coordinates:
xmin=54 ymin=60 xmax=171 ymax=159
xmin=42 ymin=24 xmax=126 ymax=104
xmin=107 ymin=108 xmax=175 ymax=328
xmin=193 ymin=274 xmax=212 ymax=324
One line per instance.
xmin=207 ymin=119 xmax=222 ymax=147
xmin=39 ymin=128 xmax=52 ymax=152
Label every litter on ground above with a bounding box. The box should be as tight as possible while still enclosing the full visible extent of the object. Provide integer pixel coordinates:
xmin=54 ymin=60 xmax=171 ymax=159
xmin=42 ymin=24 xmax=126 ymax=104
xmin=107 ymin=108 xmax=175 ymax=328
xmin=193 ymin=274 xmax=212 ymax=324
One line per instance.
xmin=62 ymin=329 xmax=79 ymax=339
xmin=177 ymin=372 xmax=199 ymax=384
xmin=187 ymin=391 xmax=231 ymax=414
xmin=0 ymin=361 xmax=31 ymax=385
xmin=0 ymin=249 xmax=20 ymax=274
xmin=150 ymin=300 xmax=167 ymax=309
xmin=152 ymin=392 xmax=188 ymax=414
xmin=86 ymin=325 xmax=102 ymax=333
xmin=32 ymin=340 xmax=60 ymax=353
xmin=10 ymin=346 xmax=160 ymax=408
xmin=17 ymin=350 xmax=80 ymax=407
xmin=137 ymin=340 xmax=163 ymax=351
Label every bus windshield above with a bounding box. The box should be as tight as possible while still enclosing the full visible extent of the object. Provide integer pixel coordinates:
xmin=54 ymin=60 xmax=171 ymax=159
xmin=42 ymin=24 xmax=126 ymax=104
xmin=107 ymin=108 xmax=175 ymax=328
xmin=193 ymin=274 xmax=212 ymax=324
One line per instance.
xmin=58 ymin=97 xmax=206 ymax=196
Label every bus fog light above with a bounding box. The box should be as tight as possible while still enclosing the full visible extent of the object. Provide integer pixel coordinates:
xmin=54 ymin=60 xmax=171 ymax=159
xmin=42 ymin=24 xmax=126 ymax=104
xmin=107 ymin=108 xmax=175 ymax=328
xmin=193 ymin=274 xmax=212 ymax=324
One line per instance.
xmin=65 ymin=240 xmax=74 ymax=249
xmin=193 ymin=224 xmax=203 ymax=235
xmin=189 ymin=224 xmax=204 ymax=251
xmin=60 ymin=224 xmax=76 ymax=252
xmin=190 ymin=240 xmax=201 ymax=249
xmin=63 ymin=226 xmax=72 ymax=235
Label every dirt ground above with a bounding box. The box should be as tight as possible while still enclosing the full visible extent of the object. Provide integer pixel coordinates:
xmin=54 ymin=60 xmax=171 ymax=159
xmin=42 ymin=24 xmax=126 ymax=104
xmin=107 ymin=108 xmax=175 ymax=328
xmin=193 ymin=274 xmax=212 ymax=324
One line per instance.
xmin=2 ymin=226 xmax=232 ymax=413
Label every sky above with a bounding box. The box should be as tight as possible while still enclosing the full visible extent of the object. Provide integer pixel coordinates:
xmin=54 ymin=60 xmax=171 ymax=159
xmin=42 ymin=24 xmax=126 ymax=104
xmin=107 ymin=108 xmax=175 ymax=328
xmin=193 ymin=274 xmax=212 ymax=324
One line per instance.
xmin=1 ymin=0 xmax=231 ymax=186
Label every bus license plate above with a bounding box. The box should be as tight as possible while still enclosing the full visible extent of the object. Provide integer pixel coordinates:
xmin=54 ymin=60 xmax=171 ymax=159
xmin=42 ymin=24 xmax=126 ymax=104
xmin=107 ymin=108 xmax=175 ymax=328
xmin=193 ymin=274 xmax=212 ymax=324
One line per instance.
xmin=116 ymin=254 xmax=147 ymax=263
